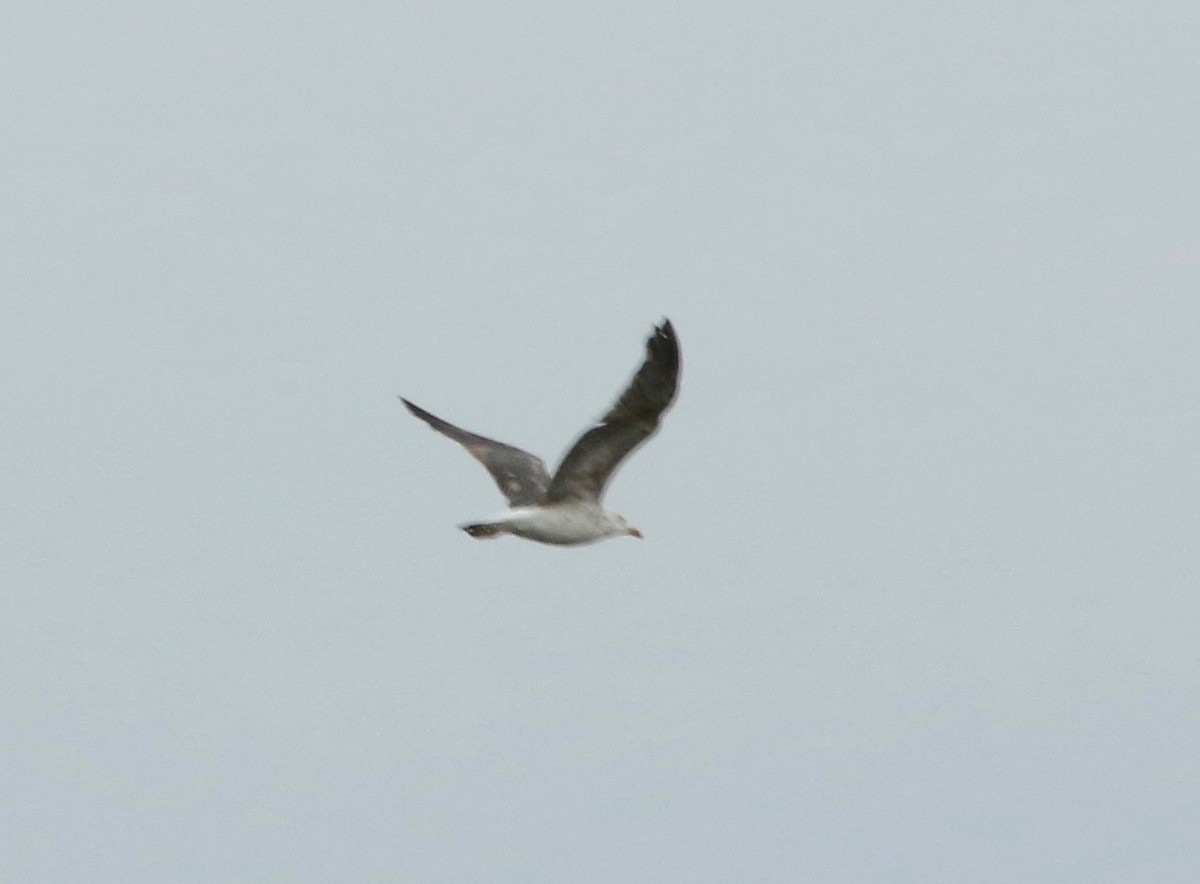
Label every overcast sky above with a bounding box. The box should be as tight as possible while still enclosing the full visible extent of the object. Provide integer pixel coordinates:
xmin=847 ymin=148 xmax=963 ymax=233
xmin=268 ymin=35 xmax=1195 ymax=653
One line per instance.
xmin=4 ymin=2 xmax=1199 ymax=881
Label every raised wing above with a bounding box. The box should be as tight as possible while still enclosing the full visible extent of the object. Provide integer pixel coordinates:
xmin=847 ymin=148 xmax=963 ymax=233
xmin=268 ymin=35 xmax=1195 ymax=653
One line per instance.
xmin=544 ymin=319 xmax=680 ymax=504
xmin=399 ymin=398 xmax=550 ymax=506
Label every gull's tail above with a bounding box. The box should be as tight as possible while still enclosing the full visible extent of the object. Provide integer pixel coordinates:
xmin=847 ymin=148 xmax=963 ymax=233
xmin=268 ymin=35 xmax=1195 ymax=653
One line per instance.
xmin=460 ymin=522 xmax=506 ymax=539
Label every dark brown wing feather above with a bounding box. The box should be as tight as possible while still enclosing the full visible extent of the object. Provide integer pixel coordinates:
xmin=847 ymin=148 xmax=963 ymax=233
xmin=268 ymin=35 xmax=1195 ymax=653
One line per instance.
xmin=399 ymin=398 xmax=550 ymax=506
xmin=544 ymin=319 xmax=680 ymax=504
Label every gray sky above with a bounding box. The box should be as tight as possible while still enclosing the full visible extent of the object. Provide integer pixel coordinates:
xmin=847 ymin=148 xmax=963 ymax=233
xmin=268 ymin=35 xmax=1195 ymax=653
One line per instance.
xmin=4 ymin=2 xmax=1198 ymax=881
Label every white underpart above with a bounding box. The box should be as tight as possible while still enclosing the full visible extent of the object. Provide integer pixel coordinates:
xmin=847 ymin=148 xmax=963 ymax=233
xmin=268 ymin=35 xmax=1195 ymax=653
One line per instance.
xmin=470 ymin=503 xmax=632 ymax=546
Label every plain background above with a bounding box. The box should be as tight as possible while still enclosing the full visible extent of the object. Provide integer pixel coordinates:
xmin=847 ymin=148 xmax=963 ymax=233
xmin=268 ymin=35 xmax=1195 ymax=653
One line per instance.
xmin=4 ymin=3 xmax=1198 ymax=881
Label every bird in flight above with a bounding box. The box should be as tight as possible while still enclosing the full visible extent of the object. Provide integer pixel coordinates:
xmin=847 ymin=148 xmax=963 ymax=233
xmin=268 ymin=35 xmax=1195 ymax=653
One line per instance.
xmin=399 ymin=319 xmax=680 ymax=545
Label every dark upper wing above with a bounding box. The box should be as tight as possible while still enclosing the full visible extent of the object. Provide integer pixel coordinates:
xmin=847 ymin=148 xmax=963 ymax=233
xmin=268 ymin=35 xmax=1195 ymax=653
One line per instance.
xmin=399 ymin=398 xmax=550 ymax=506
xmin=544 ymin=319 xmax=680 ymax=504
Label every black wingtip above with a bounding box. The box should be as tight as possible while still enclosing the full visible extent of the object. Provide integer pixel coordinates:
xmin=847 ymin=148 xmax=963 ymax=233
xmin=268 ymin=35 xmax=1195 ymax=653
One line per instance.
xmin=655 ymin=318 xmax=677 ymax=349
xmin=648 ymin=318 xmax=680 ymax=372
xmin=399 ymin=397 xmax=442 ymax=429
xmin=398 ymin=397 xmax=424 ymax=417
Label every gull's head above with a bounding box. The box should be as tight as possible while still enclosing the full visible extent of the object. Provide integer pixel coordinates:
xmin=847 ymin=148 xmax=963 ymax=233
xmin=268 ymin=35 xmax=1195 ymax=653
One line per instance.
xmin=606 ymin=511 xmax=643 ymax=540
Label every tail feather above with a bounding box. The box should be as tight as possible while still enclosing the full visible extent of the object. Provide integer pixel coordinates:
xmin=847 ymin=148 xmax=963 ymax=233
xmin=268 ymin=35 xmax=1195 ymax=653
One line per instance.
xmin=461 ymin=522 xmax=506 ymax=539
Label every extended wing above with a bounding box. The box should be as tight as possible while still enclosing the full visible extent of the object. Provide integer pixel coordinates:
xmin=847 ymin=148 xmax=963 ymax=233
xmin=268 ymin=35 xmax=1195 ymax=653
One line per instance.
xmin=544 ymin=319 xmax=680 ymax=504
xmin=400 ymin=398 xmax=551 ymax=507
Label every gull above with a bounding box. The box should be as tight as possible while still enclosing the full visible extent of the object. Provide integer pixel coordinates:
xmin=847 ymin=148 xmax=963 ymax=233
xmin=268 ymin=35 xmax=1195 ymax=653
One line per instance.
xmin=399 ymin=319 xmax=680 ymax=545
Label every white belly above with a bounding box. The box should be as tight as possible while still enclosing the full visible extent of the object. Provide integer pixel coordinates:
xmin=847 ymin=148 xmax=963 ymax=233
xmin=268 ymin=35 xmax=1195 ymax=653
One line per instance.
xmin=498 ymin=503 xmax=620 ymax=546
